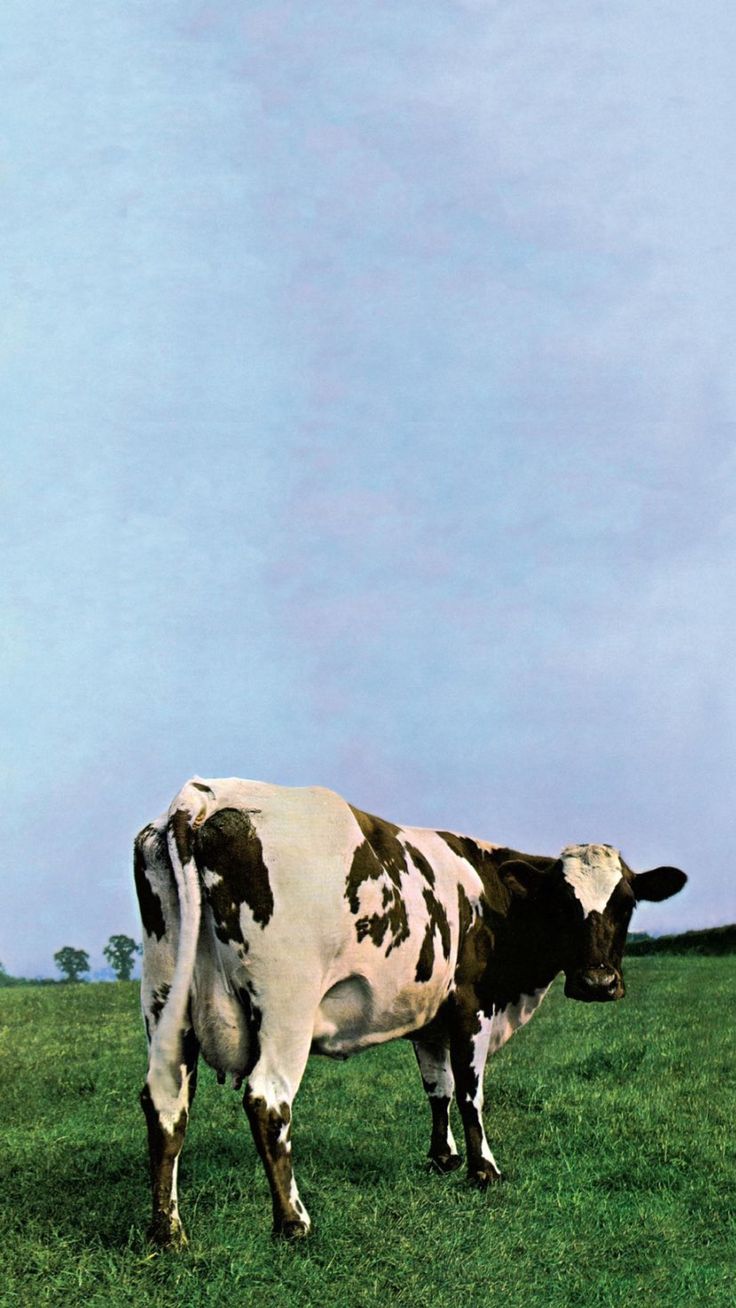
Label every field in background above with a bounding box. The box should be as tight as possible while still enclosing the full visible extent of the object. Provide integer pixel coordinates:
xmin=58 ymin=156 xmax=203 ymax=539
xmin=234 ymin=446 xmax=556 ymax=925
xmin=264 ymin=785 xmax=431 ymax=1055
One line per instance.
xmin=1 ymin=958 xmax=733 ymax=1307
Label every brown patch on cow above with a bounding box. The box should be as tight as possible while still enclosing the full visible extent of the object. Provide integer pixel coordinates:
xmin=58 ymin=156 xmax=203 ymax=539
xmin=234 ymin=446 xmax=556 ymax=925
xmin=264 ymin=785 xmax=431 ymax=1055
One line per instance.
xmin=191 ymin=781 xmax=214 ymax=795
xmin=195 ymin=807 xmax=274 ymax=944
xmin=404 ymin=841 xmax=436 ymax=886
xmin=456 ymin=917 xmax=492 ymax=990
xmin=437 ymin=830 xmax=481 ymax=866
xmin=243 ymin=1094 xmax=308 ymax=1238
xmin=171 ymin=807 xmax=193 ymax=866
xmin=426 ymin=887 xmax=451 ymax=956
xmin=444 ymin=840 xmax=572 ymax=1011
xmin=415 ymin=921 xmax=435 ymax=982
xmin=349 ymin=806 xmax=407 ymax=876
xmin=415 ymin=886 xmax=451 ymax=982
xmin=438 ymin=833 xmax=520 ymax=916
xmin=405 ymin=840 xmax=450 ymax=976
xmin=456 ymin=882 xmax=476 ymax=938
xmin=133 ymin=827 xmax=167 ymax=941
xmin=149 ymin=982 xmax=170 ymax=1025
xmin=141 ymin=1091 xmax=189 ymax=1247
xmin=427 ymin=1095 xmax=462 ymax=1173
xmin=345 ymin=807 xmax=411 ymax=955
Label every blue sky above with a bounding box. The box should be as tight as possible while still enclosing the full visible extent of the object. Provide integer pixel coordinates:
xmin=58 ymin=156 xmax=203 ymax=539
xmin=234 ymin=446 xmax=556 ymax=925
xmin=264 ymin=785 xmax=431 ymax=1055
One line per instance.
xmin=3 ymin=1 xmax=735 ymax=977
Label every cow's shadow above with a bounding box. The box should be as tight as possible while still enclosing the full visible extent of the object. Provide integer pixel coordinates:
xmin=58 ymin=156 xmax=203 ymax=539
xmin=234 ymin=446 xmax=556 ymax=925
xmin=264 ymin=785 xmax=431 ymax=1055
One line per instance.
xmin=299 ymin=1131 xmax=406 ymax=1189
xmin=5 ymin=1139 xmax=148 ymax=1250
xmin=12 ymin=1123 xmax=399 ymax=1249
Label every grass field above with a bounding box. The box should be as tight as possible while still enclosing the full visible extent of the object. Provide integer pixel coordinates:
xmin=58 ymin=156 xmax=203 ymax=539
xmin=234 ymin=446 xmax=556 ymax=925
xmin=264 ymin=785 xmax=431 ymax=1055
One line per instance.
xmin=1 ymin=958 xmax=734 ymax=1307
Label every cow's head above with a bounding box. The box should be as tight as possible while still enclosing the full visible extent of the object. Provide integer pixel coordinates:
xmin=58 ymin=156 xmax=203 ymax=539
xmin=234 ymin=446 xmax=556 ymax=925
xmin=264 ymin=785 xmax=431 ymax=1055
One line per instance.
xmin=499 ymin=844 xmax=687 ymax=1002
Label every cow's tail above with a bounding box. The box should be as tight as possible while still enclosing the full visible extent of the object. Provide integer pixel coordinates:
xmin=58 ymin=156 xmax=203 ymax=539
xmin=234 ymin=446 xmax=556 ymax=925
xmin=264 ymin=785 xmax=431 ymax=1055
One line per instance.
xmin=146 ymin=780 xmax=212 ymax=1122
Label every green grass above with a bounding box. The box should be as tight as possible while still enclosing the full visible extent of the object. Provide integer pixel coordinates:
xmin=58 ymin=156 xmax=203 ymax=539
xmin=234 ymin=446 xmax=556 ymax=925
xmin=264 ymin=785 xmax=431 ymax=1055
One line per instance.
xmin=1 ymin=958 xmax=734 ymax=1307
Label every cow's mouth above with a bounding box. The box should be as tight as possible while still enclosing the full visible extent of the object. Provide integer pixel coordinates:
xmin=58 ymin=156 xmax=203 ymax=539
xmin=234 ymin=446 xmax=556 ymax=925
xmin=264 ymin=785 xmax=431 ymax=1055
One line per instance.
xmin=564 ymin=969 xmax=624 ymax=1003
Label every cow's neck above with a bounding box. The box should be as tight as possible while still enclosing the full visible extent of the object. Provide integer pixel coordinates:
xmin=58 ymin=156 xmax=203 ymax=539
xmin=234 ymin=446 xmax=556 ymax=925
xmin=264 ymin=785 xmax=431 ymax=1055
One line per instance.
xmin=443 ymin=835 xmax=567 ymax=1010
xmin=481 ymin=901 xmax=565 ymax=1010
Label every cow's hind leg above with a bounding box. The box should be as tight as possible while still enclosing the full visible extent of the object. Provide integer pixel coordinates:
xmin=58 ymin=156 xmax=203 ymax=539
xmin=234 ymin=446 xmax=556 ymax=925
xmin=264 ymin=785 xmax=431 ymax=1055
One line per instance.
xmin=243 ymin=1021 xmax=313 ymax=1239
xmin=140 ymin=1027 xmax=199 ymax=1248
xmin=413 ymin=1037 xmax=462 ymax=1173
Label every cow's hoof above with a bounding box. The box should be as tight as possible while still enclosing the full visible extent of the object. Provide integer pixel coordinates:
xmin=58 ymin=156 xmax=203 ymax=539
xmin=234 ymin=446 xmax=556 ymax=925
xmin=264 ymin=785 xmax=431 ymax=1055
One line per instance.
xmin=468 ymin=1166 xmax=503 ymax=1189
xmin=274 ymin=1219 xmax=311 ymax=1241
xmin=428 ymin=1152 xmax=463 ymax=1175
xmin=147 ymin=1219 xmax=188 ymax=1251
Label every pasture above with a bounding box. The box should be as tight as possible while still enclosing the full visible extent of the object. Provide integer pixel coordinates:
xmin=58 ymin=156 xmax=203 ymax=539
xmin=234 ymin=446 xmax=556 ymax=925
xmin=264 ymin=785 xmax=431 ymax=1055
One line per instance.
xmin=1 ymin=958 xmax=733 ymax=1307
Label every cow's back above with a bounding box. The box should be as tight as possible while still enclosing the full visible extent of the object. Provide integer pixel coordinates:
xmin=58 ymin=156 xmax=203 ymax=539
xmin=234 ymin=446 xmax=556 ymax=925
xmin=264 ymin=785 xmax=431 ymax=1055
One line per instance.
xmin=190 ymin=776 xmax=362 ymax=948
xmin=138 ymin=777 xmax=486 ymax=1078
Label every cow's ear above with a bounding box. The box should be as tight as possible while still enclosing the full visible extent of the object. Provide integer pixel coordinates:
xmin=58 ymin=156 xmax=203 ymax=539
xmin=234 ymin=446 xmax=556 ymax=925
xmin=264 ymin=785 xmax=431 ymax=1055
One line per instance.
xmin=633 ymin=866 xmax=687 ymax=902
xmin=499 ymin=860 xmax=546 ymax=900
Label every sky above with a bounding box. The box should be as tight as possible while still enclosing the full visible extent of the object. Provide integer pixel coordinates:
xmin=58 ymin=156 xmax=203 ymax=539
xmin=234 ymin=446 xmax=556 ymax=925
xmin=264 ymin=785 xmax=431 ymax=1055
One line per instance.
xmin=2 ymin=1 xmax=735 ymax=978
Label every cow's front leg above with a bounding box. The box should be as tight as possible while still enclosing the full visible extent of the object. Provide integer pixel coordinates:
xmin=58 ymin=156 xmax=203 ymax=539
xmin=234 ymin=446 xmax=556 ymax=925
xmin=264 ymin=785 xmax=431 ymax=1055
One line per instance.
xmin=140 ymin=1027 xmax=199 ymax=1248
xmin=449 ymin=1003 xmax=502 ymax=1188
xmin=412 ymin=1037 xmax=462 ymax=1173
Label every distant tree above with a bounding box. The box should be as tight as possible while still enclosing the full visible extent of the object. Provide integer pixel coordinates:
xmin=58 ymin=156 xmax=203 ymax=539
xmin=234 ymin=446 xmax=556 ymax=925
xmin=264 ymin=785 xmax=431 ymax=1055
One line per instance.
xmin=0 ymin=961 xmax=28 ymax=988
xmin=103 ymin=934 xmax=142 ymax=981
xmin=53 ymin=946 xmax=90 ymax=982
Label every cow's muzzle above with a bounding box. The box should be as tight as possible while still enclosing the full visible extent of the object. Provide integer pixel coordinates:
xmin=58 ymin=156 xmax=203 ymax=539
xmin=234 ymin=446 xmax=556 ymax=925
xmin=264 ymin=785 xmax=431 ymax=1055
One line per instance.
xmin=564 ymin=966 xmax=624 ymax=1003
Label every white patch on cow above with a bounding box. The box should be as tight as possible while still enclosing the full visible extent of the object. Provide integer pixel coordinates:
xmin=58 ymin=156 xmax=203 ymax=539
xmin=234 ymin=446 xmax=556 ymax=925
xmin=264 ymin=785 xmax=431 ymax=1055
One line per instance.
xmin=151 ymin=1061 xmax=191 ymax=1135
xmin=480 ymin=1137 xmax=499 ymax=1168
xmin=353 ymin=874 xmax=392 ymax=920
xmin=288 ymin=1176 xmax=310 ymax=1228
xmin=487 ymin=987 xmax=550 ymax=1054
xmin=413 ymin=1041 xmax=458 ymax=1154
xmin=469 ymin=1016 xmax=500 ymax=1170
xmin=249 ymin=1068 xmax=299 ymax=1112
xmin=170 ymin=1154 xmax=181 ymax=1211
xmin=414 ymin=1043 xmax=455 ymax=1099
xmin=562 ymin=844 xmax=623 ymax=919
xmin=202 ymin=868 xmax=222 ymax=890
xmin=470 ymin=1014 xmax=492 ymax=1103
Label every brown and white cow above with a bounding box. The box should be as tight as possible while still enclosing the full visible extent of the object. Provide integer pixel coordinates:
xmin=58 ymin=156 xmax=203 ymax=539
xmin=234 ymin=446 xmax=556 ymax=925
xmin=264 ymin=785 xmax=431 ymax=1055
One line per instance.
xmin=134 ymin=776 xmax=686 ymax=1245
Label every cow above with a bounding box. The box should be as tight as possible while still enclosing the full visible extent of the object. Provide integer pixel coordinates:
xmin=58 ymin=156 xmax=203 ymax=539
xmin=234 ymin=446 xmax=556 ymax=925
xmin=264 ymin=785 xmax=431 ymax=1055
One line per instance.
xmin=134 ymin=776 xmax=686 ymax=1246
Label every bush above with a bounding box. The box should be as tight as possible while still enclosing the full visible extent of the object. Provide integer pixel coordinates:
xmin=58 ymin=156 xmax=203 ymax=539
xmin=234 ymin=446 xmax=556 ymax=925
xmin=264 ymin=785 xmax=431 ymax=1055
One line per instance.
xmin=626 ymin=923 xmax=736 ymax=956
